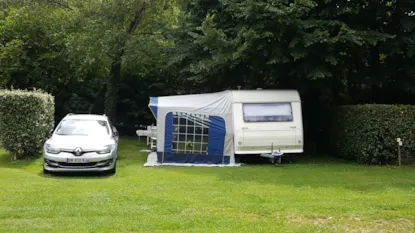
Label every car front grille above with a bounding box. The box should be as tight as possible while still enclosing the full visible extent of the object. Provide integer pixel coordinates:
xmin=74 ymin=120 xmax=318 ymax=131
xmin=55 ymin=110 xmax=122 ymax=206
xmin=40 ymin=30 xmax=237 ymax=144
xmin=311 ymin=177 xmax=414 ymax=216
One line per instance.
xmin=45 ymin=159 xmax=112 ymax=169
xmin=57 ymin=162 xmax=98 ymax=167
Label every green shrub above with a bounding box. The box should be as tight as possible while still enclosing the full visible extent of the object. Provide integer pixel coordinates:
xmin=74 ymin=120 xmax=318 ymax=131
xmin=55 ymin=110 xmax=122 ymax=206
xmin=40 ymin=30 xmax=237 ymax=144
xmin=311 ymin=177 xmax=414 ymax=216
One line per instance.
xmin=331 ymin=104 xmax=415 ymax=165
xmin=0 ymin=89 xmax=54 ymax=159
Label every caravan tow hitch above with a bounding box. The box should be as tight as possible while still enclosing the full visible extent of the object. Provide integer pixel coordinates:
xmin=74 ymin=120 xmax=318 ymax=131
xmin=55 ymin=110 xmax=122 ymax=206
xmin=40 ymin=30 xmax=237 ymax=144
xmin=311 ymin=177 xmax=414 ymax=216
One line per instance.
xmin=259 ymin=151 xmax=284 ymax=166
xmin=271 ymin=143 xmax=283 ymax=166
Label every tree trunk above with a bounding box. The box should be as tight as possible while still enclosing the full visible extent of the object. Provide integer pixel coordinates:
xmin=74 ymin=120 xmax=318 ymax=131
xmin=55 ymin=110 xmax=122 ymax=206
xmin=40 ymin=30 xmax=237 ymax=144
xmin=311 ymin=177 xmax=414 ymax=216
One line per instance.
xmin=104 ymin=3 xmax=148 ymax=123
xmin=104 ymin=60 xmax=122 ymax=122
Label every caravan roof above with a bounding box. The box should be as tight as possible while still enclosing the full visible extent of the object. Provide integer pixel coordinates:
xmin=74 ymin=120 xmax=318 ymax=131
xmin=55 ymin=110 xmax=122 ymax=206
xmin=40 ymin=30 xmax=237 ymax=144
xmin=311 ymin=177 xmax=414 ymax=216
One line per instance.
xmin=152 ymin=90 xmax=300 ymax=106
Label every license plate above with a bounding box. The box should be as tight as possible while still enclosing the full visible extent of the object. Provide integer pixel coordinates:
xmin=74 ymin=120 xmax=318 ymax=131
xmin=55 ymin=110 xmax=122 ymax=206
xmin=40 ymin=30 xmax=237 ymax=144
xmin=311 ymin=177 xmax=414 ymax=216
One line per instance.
xmin=66 ymin=158 xmax=90 ymax=163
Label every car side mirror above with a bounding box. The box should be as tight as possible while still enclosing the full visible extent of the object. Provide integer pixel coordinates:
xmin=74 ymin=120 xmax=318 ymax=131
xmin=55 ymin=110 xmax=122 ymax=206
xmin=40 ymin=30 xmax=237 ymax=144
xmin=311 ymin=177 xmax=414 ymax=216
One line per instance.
xmin=113 ymin=128 xmax=119 ymax=137
xmin=49 ymin=129 xmax=54 ymax=135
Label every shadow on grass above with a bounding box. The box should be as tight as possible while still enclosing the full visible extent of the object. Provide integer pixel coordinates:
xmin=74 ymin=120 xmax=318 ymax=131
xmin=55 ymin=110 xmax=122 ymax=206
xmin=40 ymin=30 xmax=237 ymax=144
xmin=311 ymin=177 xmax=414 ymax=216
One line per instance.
xmin=0 ymin=136 xmax=148 ymax=169
xmin=34 ymin=137 xmax=145 ymax=179
xmin=0 ymin=150 xmax=40 ymax=169
xmin=155 ymin=153 xmax=415 ymax=193
xmin=39 ymin=170 xmax=115 ymax=179
xmin=236 ymin=152 xmax=353 ymax=165
xmin=117 ymin=137 xmax=150 ymax=165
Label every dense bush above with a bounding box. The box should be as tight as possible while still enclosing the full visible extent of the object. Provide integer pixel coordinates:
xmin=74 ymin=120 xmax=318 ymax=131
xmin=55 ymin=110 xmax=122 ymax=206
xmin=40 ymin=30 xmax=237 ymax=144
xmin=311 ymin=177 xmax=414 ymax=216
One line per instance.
xmin=0 ymin=89 xmax=54 ymax=159
xmin=331 ymin=105 xmax=415 ymax=165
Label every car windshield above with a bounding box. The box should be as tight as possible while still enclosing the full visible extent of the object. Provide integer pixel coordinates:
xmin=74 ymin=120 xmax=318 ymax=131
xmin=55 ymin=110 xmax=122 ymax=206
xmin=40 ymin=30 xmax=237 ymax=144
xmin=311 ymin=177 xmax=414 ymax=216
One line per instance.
xmin=55 ymin=119 xmax=109 ymax=136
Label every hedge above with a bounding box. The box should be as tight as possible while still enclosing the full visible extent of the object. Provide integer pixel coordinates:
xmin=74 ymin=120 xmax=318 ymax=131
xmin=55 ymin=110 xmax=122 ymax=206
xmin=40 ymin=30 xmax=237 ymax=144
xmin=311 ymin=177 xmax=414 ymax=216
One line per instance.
xmin=0 ymin=89 xmax=54 ymax=159
xmin=331 ymin=104 xmax=415 ymax=165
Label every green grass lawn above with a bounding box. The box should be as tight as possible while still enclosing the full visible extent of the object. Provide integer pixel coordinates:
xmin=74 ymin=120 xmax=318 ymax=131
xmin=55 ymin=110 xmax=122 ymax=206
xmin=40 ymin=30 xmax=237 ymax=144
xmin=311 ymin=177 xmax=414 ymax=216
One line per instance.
xmin=0 ymin=138 xmax=414 ymax=233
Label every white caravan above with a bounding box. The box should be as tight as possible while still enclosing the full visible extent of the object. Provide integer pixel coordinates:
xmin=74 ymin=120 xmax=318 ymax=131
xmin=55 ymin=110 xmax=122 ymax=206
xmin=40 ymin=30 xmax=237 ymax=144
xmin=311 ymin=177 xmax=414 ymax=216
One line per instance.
xmin=231 ymin=90 xmax=303 ymax=156
xmin=147 ymin=89 xmax=303 ymax=166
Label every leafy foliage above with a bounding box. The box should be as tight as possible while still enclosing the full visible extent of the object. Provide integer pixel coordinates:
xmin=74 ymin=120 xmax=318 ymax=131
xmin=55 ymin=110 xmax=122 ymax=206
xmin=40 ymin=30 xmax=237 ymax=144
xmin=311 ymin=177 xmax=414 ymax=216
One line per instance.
xmin=165 ymin=0 xmax=415 ymax=154
xmin=52 ymin=0 xmax=181 ymax=122
xmin=0 ymin=0 xmax=180 ymax=132
xmin=170 ymin=0 xmax=404 ymax=92
xmin=0 ymin=0 xmax=414 ymax=151
xmin=167 ymin=0 xmax=415 ymax=99
xmin=0 ymin=4 xmax=80 ymax=88
xmin=0 ymin=89 xmax=54 ymax=159
xmin=332 ymin=105 xmax=415 ymax=165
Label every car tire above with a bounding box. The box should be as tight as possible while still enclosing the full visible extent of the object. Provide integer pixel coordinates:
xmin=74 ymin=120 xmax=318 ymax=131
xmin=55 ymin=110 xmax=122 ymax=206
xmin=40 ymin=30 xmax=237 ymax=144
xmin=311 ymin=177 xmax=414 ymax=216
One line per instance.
xmin=43 ymin=167 xmax=50 ymax=175
xmin=108 ymin=161 xmax=116 ymax=175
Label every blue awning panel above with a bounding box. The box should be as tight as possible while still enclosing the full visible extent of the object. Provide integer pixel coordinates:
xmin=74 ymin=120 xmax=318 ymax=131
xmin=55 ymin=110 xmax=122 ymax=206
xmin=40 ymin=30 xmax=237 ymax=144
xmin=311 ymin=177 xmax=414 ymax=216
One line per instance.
xmin=207 ymin=116 xmax=226 ymax=156
xmin=164 ymin=112 xmax=173 ymax=153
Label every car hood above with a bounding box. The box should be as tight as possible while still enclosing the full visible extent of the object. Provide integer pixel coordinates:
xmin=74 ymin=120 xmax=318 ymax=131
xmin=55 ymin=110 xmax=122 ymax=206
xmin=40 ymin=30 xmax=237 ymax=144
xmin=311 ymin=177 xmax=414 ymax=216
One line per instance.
xmin=46 ymin=135 xmax=115 ymax=150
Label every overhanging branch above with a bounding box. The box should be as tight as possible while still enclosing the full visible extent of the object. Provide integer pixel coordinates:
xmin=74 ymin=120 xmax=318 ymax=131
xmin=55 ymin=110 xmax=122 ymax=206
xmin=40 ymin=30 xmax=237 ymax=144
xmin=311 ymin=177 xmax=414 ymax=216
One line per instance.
xmin=127 ymin=3 xmax=149 ymax=34
xmin=44 ymin=0 xmax=74 ymax=10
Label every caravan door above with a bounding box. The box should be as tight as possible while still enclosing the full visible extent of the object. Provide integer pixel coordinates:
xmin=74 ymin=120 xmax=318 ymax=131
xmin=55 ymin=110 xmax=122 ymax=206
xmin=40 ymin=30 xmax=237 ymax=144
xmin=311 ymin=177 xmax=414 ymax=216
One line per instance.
xmin=233 ymin=102 xmax=303 ymax=154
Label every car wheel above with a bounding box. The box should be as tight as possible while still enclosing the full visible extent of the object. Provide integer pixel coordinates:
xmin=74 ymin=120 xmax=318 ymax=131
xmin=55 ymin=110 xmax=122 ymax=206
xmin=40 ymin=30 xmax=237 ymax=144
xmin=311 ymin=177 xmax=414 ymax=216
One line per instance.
xmin=108 ymin=161 xmax=116 ymax=175
xmin=43 ymin=167 xmax=50 ymax=175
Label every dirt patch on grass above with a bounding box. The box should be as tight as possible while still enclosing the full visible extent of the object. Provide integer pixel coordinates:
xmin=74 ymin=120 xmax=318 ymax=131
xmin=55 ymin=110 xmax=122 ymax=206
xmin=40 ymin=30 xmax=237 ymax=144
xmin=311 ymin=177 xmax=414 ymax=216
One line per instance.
xmin=288 ymin=215 xmax=414 ymax=233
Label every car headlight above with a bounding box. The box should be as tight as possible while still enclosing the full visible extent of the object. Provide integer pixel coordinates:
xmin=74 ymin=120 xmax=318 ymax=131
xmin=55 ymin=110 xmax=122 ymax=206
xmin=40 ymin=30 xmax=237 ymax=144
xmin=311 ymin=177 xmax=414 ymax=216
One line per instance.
xmin=97 ymin=145 xmax=114 ymax=154
xmin=45 ymin=144 xmax=60 ymax=154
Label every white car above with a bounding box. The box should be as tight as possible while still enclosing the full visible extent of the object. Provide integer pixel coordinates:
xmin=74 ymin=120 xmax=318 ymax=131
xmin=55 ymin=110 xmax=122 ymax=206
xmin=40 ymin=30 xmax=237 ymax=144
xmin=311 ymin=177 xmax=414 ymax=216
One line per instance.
xmin=43 ymin=113 xmax=119 ymax=174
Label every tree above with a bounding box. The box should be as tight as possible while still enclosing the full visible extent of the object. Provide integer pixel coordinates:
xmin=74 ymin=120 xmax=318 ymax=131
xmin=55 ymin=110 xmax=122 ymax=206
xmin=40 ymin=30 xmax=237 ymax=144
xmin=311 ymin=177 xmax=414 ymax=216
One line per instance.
xmin=61 ymin=0 xmax=178 ymax=123
xmin=0 ymin=0 xmax=180 ymax=125
xmin=169 ymin=0 xmax=397 ymax=94
xmin=65 ymin=0 xmax=178 ymax=123
xmin=166 ymin=0 xmax=415 ymax=153
xmin=101 ymin=1 xmax=149 ymax=122
xmin=0 ymin=3 xmax=79 ymax=91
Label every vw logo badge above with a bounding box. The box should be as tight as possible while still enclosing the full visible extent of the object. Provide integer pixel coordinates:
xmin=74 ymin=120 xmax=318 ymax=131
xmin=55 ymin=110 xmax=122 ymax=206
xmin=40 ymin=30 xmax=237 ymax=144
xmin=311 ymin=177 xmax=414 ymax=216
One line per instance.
xmin=74 ymin=147 xmax=82 ymax=156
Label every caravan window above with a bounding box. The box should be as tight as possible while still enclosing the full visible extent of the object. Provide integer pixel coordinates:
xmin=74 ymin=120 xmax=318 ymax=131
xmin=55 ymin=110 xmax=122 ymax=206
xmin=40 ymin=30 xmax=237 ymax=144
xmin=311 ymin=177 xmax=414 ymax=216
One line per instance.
xmin=172 ymin=113 xmax=209 ymax=154
xmin=243 ymin=103 xmax=293 ymax=122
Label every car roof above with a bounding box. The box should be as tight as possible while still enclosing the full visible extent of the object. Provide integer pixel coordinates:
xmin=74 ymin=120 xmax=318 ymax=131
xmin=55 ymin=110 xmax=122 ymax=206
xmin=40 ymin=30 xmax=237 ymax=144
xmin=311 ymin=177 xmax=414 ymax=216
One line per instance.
xmin=63 ymin=114 xmax=108 ymax=121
